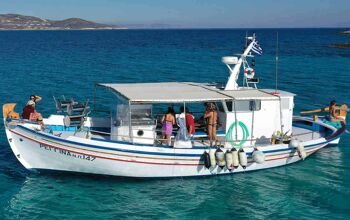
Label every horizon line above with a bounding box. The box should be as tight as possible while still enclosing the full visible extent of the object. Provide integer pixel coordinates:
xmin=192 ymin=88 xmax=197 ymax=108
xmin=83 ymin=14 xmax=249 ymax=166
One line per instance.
xmin=0 ymin=27 xmax=348 ymax=31
xmin=1 ymin=13 xmax=349 ymax=30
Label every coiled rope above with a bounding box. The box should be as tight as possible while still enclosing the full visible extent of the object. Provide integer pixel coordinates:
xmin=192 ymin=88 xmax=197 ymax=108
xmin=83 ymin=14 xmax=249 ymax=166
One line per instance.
xmin=226 ymin=121 xmax=249 ymax=147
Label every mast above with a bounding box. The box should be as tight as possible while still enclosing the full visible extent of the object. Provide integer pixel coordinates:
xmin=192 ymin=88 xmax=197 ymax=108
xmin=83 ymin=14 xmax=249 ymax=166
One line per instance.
xmin=275 ymin=32 xmax=279 ymax=93
xmin=224 ymin=35 xmax=257 ymax=91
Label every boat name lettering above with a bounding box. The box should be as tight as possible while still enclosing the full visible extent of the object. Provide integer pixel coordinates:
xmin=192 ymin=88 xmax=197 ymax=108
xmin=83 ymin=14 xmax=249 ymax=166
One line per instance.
xmin=39 ymin=144 xmax=96 ymax=161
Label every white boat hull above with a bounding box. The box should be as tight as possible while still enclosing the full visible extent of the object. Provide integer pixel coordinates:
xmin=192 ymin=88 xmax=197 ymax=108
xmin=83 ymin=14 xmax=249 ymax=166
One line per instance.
xmin=5 ymin=121 xmax=341 ymax=178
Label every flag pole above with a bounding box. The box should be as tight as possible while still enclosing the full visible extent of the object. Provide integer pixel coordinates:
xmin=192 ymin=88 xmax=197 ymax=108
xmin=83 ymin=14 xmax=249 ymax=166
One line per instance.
xmin=275 ymin=32 xmax=279 ymax=93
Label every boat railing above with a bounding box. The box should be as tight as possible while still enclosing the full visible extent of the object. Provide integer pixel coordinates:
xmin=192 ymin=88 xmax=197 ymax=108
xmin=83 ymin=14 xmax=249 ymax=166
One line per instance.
xmin=92 ymin=109 xmax=111 ymax=113
xmin=9 ymin=118 xmax=319 ymax=148
xmin=131 ymin=118 xmax=157 ymax=126
xmin=89 ymin=129 xmax=319 ymax=148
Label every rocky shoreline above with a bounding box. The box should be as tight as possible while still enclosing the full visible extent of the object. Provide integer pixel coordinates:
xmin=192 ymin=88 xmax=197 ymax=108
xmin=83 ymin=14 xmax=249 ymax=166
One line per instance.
xmin=337 ymin=30 xmax=350 ymax=34
xmin=0 ymin=14 xmax=125 ymax=30
xmin=329 ymin=30 xmax=350 ymax=48
xmin=329 ymin=43 xmax=350 ymax=48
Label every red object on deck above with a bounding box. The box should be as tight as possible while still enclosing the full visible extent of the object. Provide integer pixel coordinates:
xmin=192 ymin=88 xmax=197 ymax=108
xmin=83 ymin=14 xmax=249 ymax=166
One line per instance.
xmin=22 ymin=105 xmax=35 ymax=119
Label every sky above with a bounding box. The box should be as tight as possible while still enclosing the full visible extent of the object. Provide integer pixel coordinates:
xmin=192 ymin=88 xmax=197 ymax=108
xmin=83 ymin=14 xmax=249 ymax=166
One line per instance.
xmin=1 ymin=0 xmax=350 ymax=28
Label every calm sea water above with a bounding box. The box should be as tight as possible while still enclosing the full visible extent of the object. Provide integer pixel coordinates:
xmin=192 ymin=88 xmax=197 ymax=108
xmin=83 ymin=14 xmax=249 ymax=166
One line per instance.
xmin=0 ymin=29 xmax=350 ymax=219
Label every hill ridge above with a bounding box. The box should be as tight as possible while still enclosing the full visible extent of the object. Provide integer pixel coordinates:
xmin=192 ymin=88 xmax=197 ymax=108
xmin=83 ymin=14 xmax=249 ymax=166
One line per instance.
xmin=0 ymin=14 xmax=125 ymax=30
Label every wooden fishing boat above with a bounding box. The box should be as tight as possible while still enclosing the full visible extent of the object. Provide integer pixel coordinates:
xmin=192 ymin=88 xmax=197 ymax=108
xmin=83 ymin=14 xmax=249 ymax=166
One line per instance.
xmin=3 ymin=34 xmax=347 ymax=178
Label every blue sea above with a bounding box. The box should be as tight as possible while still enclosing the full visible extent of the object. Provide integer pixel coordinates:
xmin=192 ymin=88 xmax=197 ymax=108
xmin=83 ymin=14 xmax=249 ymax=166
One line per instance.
xmin=0 ymin=29 xmax=350 ymax=219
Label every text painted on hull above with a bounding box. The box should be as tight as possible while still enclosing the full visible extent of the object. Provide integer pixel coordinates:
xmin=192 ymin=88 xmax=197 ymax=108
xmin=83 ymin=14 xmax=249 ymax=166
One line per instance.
xmin=40 ymin=144 xmax=96 ymax=161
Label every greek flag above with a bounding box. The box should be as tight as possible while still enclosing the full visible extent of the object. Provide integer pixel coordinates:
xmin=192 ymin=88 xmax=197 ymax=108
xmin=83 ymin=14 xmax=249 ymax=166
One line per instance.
xmin=252 ymin=41 xmax=263 ymax=55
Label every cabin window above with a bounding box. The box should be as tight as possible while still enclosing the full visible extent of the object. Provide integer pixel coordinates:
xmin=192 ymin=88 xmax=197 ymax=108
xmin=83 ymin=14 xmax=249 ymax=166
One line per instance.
xmin=130 ymin=104 xmax=154 ymax=126
xmin=234 ymin=100 xmax=261 ymax=112
xmin=225 ymin=101 xmax=233 ymax=112
xmin=281 ymin=98 xmax=290 ymax=109
xmin=218 ymin=102 xmax=227 ymax=112
xmin=131 ymin=107 xmax=151 ymax=119
xmin=115 ymin=104 xmax=130 ymax=127
xmin=111 ymin=104 xmax=131 ymax=141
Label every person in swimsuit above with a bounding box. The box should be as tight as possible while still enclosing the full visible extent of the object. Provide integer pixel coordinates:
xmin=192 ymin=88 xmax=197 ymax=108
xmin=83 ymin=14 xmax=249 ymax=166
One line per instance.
xmin=161 ymin=107 xmax=176 ymax=145
xmin=329 ymin=100 xmax=346 ymax=124
xmin=204 ymin=102 xmax=218 ymax=146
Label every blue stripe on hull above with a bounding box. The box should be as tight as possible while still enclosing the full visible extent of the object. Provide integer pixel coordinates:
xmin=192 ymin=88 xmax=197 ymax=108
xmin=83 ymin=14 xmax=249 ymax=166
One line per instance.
xmin=16 ymin=125 xmax=342 ymax=158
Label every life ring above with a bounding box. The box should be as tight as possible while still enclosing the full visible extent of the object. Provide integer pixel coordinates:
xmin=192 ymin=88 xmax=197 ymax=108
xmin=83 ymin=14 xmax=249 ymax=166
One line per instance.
xmin=244 ymin=68 xmax=255 ymax=79
xmin=225 ymin=121 xmax=250 ymax=147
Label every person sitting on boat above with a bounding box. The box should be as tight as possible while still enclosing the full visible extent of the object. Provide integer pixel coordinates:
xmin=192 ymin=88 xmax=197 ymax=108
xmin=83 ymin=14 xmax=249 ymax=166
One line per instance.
xmin=22 ymin=101 xmax=35 ymax=120
xmin=204 ymin=102 xmax=218 ymax=146
xmin=179 ymin=107 xmax=195 ymax=137
xmin=161 ymin=107 xmax=176 ymax=145
xmin=22 ymin=95 xmax=44 ymax=125
xmin=329 ymin=100 xmax=346 ymax=124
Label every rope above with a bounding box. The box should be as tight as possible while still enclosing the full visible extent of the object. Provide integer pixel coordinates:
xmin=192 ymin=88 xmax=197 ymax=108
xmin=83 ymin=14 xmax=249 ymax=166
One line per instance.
xmin=226 ymin=121 xmax=249 ymax=147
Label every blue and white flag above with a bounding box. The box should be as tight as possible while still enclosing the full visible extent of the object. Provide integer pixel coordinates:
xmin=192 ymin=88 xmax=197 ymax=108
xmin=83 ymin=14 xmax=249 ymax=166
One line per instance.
xmin=252 ymin=41 xmax=263 ymax=55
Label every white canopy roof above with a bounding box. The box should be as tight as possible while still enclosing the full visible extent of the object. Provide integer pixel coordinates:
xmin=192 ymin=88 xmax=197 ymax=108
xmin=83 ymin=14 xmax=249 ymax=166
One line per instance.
xmin=98 ymin=82 xmax=279 ymax=103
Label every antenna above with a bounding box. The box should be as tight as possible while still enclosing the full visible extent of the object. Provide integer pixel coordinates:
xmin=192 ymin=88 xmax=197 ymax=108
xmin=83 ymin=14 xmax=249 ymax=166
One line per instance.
xmin=275 ymin=32 xmax=279 ymax=93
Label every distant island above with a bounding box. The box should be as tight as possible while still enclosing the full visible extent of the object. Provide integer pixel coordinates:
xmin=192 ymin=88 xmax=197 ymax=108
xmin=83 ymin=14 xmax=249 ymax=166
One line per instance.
xmin=329 ymin=43 xmax=350 ymax=48
xmin=0 ymin=14 xmax=125 ymax=30
xmin=330 ymin=30 xmax=350 ymax=48
xmin=337 ymin=30 xmax=350 ymax=34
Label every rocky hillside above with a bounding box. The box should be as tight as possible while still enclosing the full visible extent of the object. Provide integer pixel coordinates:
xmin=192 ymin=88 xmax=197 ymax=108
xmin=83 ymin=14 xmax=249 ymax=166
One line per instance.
xmin=0 ymin=14 xmax=124 ymax=30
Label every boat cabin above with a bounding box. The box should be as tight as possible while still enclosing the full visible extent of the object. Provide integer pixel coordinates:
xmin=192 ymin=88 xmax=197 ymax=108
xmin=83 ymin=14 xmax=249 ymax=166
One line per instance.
xmin=97 ymin=82 xmax=295 ymax=147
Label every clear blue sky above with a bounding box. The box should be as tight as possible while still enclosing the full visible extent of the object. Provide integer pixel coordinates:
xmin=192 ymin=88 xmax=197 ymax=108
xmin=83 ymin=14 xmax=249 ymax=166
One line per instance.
xmin=1 ymin=0 xmax=349 ymax=28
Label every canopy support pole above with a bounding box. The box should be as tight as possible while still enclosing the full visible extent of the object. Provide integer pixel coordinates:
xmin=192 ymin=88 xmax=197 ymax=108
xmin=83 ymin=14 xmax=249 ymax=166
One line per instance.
xmin=93 ymin=83 xmax=97 ymax=112
xmin=128 ymin=100 xmax=133 ymax=143
xmin=183 ymin=102 xmax=186 ymax=132
xmin=233 ymin=100 xmax=238 ymax=142
xmin=250 ymin=103 xmax=255 ymax=146
xmin=279 ymin=97 xmax=284 ymax=133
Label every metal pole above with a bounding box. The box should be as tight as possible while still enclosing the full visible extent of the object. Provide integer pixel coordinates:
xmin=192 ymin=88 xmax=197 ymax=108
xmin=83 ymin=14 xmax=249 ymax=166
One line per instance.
xmin=275 ymin=32 xmax=279 ymax=92
xmin=128 ymin=101 xmax=133 ymax=143
xmin=183 ymin=101 xmax=186 ymax=132
xmin=233 ymin=100 xmax=238 ymax=141
xmin=251 ymin=103 xmax=255 ymax=146
xmin=93 ymin=83 xmax=96 ymax=112
xmin=279 ymin=97 xmax=284 ymax=133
